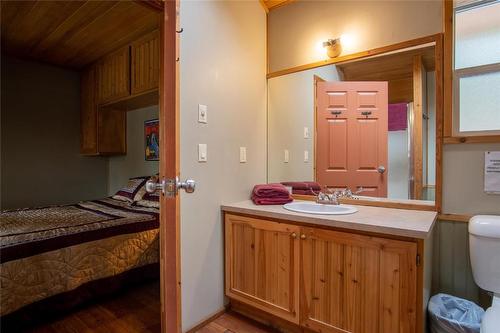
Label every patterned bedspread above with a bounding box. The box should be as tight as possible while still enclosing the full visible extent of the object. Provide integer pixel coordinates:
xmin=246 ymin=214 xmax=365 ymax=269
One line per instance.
xmin=0 ymin=198 xmax=160 ymax=316
xmin=0 ymin=198 xmax=159 ymax=263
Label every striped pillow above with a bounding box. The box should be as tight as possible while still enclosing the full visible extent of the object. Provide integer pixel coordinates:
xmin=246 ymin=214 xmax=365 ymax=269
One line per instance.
xmin=112 ymin=176 xmax=149 ymax=203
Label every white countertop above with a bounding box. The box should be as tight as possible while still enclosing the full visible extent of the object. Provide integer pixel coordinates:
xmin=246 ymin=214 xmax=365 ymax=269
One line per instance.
xmin=221 ymin=200 xmax=437 ymax=239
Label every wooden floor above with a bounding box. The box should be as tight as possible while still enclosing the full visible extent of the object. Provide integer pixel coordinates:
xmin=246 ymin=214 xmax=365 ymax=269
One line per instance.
xmin=194 ymin=312 xmax=276 ymax=333
xmin=20 ymin=281 xmax=161 ymax=333
xmin=8 ymin=281 xmax=275 ymax=333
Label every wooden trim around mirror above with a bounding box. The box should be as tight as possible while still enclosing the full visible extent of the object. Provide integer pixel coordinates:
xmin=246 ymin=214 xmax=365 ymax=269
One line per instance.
xmin=269 ymin=34 xmax=444 ymax=212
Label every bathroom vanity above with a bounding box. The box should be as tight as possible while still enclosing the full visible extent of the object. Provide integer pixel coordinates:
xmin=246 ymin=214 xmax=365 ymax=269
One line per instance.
xmin=222 ymin=200 xmax=437 ymax=333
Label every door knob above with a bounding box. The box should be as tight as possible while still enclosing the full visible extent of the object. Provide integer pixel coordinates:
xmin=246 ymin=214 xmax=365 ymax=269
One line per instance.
xmin=377 ymin=166 xmax=386 ymax=174
xmin=146 ymin=176 xmax=196 ymax=197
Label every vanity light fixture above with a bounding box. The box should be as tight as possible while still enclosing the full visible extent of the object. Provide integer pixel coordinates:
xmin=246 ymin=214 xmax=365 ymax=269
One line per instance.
xmin=323 ymin=38 xmax=342 ymax=58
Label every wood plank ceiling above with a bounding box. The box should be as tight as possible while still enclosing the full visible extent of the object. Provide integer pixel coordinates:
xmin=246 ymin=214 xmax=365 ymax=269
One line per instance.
xmin=1 ymin=1 xmax=159 ymax=69
xmin=260 ymin=0 xmax=294 ymax=12
xmin=336 ymin=46 xmax=436 ymax=104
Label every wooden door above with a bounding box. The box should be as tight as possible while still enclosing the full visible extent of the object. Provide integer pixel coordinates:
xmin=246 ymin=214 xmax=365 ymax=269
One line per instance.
xmin=225 ymin=214 xmax=300 ymax=323
xmin=80 ymin=65 xmax=98 ymax=155
xmin=131 ymin=30 xmax=160 ymax=95
xmin=300 ymin=227 xmax=417 ymax=333
xmin=96 ymin=46 xmax=130 ymax=104
xmin=316 ymin=81 xmax=388 ymax=197
xmin=159 ymin=1 xmax=180 ymax=332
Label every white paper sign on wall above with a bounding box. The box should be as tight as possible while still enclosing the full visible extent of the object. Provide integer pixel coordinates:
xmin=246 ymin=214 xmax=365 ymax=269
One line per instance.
xmin=485 ymin=151 xmax=500 ymax=194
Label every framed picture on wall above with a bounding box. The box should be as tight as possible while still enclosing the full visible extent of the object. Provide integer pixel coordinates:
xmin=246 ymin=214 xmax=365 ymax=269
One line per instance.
xmin=144 ymin=119 xmax=159 ymax=161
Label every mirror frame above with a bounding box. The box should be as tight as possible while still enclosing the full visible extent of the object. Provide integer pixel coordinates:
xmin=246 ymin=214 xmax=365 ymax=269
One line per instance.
xmin=266 ymin=34 xmax=444 ymax=212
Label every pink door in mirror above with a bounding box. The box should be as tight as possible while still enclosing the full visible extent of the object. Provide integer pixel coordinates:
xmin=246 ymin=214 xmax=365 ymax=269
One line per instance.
xmin=316 ymin=81 xmax=388 ymax=197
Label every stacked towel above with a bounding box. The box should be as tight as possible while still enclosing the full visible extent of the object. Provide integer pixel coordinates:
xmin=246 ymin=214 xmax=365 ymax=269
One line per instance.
xmin=281 ymin=181 xmax=321 ymax=196
xmin=251 ymin=183 xmax=293 ymax=205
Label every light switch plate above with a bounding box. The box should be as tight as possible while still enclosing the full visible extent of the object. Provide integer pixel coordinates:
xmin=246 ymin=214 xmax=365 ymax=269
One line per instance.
xmin=239 ymin=147 xmax=247 ymax=163
xmin=198 ymin=104 xmax=208 ymax=123
xmin=198 ymin=144 xmax=207 ymax=162
xmin=284 ymin=149 xmax=289 ymax=163
xmin=304 ymin=127 xmax=310 ymax=139
xmin=304 ymin=150 xmax=309 ymax=162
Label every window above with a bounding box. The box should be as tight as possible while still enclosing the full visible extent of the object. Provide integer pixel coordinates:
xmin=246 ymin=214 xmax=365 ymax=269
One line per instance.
xmin=453 ymin=0 xmax=500 ymax=136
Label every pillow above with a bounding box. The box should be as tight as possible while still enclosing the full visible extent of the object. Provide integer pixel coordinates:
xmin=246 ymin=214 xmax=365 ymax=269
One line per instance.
xmin=112 ymin=176 xmax=149 ymax=203
xmin=134 ymin=175 xmax=160 ymax=208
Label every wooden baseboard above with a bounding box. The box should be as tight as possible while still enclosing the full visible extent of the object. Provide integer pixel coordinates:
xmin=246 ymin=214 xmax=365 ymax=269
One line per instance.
xmin=185 ymin=307 xmax=227 ymax=333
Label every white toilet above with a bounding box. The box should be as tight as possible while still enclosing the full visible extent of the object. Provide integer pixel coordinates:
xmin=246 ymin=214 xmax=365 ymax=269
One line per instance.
xmin=469 ymin=215 xmax=500 ymax=332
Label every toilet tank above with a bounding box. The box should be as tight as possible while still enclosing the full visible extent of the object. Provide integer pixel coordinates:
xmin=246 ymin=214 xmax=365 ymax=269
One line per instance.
xmin=469 ymin=215 xmax=500 ymax=294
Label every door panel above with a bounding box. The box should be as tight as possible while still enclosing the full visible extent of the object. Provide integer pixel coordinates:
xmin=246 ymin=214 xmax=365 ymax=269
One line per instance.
xmin=301 ymin=227 xmax=417 ymax=333
xmin=225 ymin=214 xmax=300 ymax=323
xmin=316 ymin=81 xmax=388 ymax=197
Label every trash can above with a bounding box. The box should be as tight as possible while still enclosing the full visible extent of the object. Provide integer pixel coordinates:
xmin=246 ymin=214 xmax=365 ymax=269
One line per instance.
xmin=428 ymin=293 xmax=485 ymax=333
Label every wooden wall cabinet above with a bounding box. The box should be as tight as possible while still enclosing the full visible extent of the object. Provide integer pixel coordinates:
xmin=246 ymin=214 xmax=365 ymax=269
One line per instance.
xmin=225 ymin=213 xmax=422 ymax=333
xmin=96 ymin=46 xmax=130 ymax=104
xmin=80 ymin=65 xmax=126 ymax=155
xmin=80 ymin=66 xmax=98 ymax=155
xmin=81 ymin=31 xmax=159 ymax=156
xmin=131 ymin=30 xmax=160 ymax=95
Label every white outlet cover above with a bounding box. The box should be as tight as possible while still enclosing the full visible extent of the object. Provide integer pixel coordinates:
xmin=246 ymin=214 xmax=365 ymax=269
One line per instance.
xmin=198 ymin=144 xmax=207 ymax=162
xmin=239 ymin=147 xmax=247 ymax=163
xmin=284 ymin=149 xmax=289 ymax=163
xmin=198 ymin=104 xmax=208 ymax=123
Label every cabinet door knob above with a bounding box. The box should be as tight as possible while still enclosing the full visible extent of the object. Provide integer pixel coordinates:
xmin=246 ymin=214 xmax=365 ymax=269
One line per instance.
xmin=291 ymin=232 xmax=297 ymax=239
xmin=300 ymin=234 xmax=307 ymax=240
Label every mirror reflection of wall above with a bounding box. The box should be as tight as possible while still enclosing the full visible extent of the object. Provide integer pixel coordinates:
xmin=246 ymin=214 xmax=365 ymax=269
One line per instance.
xmin=268 ymin=46 xmax=436 ymax=202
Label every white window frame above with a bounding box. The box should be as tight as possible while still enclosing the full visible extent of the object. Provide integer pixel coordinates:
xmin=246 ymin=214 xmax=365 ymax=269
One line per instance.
xmin=452 ymin=0 xmax=500 ymax=137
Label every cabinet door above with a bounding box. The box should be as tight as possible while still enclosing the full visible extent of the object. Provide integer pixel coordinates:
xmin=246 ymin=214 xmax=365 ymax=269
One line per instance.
xmin=131 ymin=30 xmax=160 ymax=95
xmin=80 ymin=66 xmax=98 ymax=155
xmin=225 ymin=214 xmax=300 ymax=323
xmin=96 ymin=46 xmax=130 ymax=104
xmin=97 ymin=109 xmax=126 ymax=155
xmin=301 ymin=228 xmax=417 ymax=333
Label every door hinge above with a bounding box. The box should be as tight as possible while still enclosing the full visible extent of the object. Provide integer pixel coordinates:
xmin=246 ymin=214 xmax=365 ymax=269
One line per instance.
xmin=416 ymin=254 xmax=421 ymax=266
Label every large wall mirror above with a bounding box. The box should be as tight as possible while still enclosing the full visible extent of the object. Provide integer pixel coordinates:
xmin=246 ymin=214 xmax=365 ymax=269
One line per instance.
xmin=268 ymin=41 xmax=440 ymax=205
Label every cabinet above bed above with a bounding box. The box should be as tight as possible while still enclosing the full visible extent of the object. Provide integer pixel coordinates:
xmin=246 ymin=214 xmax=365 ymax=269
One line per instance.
xmin=80 ymin=30 xmax=159 ymax=156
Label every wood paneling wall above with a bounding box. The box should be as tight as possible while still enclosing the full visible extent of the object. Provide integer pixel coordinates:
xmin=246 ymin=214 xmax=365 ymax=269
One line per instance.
xmin=432 ymin=220 xmax=482 ymax=305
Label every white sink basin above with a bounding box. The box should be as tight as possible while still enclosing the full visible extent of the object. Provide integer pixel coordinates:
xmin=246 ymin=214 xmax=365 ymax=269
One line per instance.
xmin=283 ymin=202 xmax=358 ymax=215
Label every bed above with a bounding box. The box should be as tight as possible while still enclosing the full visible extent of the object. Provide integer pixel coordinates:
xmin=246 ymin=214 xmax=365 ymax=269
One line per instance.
xmin=0 ymin=197 xmax=159 ymax=319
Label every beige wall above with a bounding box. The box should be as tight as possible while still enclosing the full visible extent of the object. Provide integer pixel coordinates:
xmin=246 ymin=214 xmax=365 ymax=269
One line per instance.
xmin=179 ymin=1 xmax=267 ymax=331
xmin=442 ymin=143 xmax=500 ymax=215
xmin=107 ymin=106 xmax=159 ymax=195
xmin=268 ymin=0 xmax=442 ymax=72
xmin=1 ymin=56 xmax=108 ymax=209
xmin=268 ymin=65 xmax=339 ymax=183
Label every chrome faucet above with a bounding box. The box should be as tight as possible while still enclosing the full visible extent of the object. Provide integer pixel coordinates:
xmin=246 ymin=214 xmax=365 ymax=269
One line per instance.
xmin=315 ymin=186 xmax=363 ymax=205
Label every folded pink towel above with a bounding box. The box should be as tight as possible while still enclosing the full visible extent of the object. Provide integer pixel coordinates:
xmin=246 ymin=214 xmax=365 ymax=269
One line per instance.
xmin=252 ymin=183 xmax=290 ymax=198
xmin=251 ymin=195 xmax=293 ymax=205
xmin=281 ymin=181 xmax=321 ymax=191
xmin=251 ymin=183 xmax=292 ymax=205
xmin=292 ymin=189 xmax=318 ymax=196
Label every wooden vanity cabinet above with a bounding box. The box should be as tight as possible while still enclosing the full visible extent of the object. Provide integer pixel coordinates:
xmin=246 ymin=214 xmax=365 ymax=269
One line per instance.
xmin=225 ymin=214 xmax=301 ymax=324
xmin=300 ymin=227 xmax=417 ymax=333
xmin=131 ymin=30 xmax=160 ymax=95
xmin=225 ymin=213 xmax=421 ymax=333
xmin=96 ymin=46 xmax=130 ymax=104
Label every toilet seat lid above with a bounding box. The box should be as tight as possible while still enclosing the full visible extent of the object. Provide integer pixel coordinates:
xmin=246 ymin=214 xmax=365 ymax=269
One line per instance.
xmin=481 ymin=306 xmax=500 ymax=332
